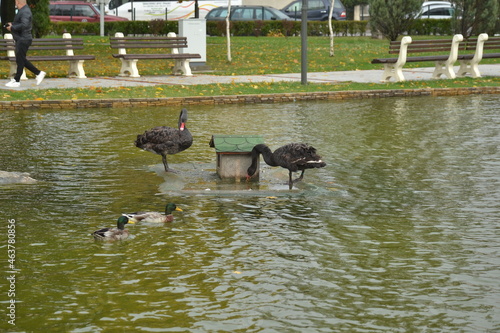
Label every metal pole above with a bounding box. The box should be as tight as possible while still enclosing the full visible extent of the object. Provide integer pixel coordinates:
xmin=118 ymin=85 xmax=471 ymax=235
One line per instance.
xmin=99 ymin=0 xmax=105 ymax=36
xmin=301 ymin=0 xmax=308 ymax=85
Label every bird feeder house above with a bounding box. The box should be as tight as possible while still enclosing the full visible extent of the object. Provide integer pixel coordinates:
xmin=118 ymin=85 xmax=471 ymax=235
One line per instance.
xmin=209 ymin=135 xmax=264 ymax=180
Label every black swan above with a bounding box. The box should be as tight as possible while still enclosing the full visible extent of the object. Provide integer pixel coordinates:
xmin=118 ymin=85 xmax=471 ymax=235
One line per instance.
xmin=135 ymin=108 xmax=193 ymax=172
xmin=246 ymin=143 xmax=326 ymax=189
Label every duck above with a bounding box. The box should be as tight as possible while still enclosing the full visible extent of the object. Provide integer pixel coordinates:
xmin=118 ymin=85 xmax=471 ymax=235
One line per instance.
xmin=92 ymin=216 xmax=135 ymax=241
xmin=135 ymin=108 xmax=193 ymax=172
xmin=246 ymin=143 xmax=326 ymax=189
xmin=123 ymin=203 xmax=183 ymax=223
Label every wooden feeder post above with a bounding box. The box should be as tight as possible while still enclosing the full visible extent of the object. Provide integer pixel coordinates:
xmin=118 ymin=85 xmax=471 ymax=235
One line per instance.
xmin=209 ymin=135 xmax=264 ymax=180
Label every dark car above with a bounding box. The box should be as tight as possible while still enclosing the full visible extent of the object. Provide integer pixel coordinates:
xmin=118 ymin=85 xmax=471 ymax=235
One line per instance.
xmin=205 ymin=5 xmax=291 ymax=21
xmin=49 ymin=1 xmax=128 ymax=22
xmin=281 ymin=0 xmax=346 ymax=21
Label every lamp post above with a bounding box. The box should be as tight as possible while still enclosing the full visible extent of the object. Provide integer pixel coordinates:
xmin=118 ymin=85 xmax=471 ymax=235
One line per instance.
xmin=99 ymin=0 xmax=106 ymax=36
xmin=194 ymin=0 xmax=199 ymax=18
xmin=301 ymin=0 xmax=308 ymax=85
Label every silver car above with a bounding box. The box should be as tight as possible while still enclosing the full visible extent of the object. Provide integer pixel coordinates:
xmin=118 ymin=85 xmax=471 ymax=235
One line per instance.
xmin=419 ymin=1 xmax=455 ymax=19
xmin=205 ymin=6 xmax=291 ymax=21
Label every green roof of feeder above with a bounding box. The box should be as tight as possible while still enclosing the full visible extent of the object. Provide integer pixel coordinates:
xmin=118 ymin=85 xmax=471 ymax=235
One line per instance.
xmin=209 ymin=135 xmax=264 ymax=153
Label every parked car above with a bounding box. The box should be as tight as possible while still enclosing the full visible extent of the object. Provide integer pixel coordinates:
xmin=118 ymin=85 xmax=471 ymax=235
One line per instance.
xmin=49 ymin=1 xmax=128 ymax=22
xmin=205 ymin=5 xmax=291 ymax=21
xmin=419 ymin=1 xmax=455 ymax=19
xmin=281 ymin=0 xmax=346 ymax=21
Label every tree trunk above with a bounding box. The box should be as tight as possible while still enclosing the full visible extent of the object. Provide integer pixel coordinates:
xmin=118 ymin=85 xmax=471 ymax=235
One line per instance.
xmin=328 ymin=0 xmax=336 ymax=57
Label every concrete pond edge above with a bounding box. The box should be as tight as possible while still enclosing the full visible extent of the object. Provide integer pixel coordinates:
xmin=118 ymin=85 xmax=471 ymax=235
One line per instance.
xmin=1 ymin=86 xmax=499 ymax=111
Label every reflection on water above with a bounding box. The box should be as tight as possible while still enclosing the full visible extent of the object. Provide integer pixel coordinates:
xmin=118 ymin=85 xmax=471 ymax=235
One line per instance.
xmin=1 ymin=95 xmax=499 ymax=332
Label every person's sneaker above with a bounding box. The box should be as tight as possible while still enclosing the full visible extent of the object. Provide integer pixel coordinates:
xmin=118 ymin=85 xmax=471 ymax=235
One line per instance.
xmin=5 ymin=79 xmax=20 ymax=88
xmin=36 ymin=71 xmax=46 ymax=85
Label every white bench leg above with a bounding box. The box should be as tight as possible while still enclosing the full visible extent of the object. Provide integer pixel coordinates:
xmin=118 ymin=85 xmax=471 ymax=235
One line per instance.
xmin=432 ymin=60 xmax=456 ymax=79
xmin=9 ymin=61 xmax=28 ymax=80
xmin=173 ymin=59 xmax=193 ymax=76
xmin=68 ymin=60 xmax=87 ymax=78
xmin=381 ymin=63 xmax=405 ymax=82
xmin=457 ymin=60 xmax=481 ymax=78
xmin=118 ymin=58 xmax=140 ymax=77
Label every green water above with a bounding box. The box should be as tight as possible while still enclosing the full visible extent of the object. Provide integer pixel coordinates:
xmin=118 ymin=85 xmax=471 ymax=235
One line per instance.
xmin=1 ymin=95 xmax=499 ymax=332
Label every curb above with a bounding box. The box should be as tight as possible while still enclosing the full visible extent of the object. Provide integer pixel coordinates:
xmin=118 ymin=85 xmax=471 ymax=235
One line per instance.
xmin=1 ymin=86 xmax=499 ymax=111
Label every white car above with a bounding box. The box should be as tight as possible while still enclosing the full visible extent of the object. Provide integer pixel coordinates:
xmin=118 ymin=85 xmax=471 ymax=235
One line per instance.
xmin=419 ymin=1 xmax=455 ymax=19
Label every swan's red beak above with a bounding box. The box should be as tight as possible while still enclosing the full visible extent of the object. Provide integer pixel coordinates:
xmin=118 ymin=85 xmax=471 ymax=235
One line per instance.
xmin=180 ymin=123 xmax=185 ymax=131
xmin=246 ymin=174 xmax=252 ymax=182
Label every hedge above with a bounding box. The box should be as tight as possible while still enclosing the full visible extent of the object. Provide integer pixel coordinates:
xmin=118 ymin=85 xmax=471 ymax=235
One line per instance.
xmin=47 ymin=19 xmax=454 ymax=37
xmin=407 ymin=19 xmax=454 ymax=36
xmin=48 ymin=20 xmax=368 ymax=37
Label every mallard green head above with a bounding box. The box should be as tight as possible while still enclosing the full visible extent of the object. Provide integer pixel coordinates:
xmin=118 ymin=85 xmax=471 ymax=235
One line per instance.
xmin=165 ymin=203 xmax=182 ymax=215
xmin=117 ymin=216 xmax=135 ymax=230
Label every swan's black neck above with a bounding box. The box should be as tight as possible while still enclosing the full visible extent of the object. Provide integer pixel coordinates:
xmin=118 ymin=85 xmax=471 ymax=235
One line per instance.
xmin=247 ymin=144 xmax=277 ymax=176
xmin=178 ymin=108 xmax=188 ymax=130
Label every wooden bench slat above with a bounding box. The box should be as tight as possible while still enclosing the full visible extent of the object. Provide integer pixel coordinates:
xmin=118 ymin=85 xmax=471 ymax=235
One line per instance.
xmin=29 ymin=38 xmax=83 ymax=42
xmin=112 ymin=40 xmax=187 ymax=43
xmin=409 ymin=40 xmax=451 ymax=44
xmin=111 ymin=43 xmax=188 ymax=49
xmin=481 ymin=52 xmax=500 ymax=58
xmin=1 ymin=55 xmax=95 ymax=59
xmin=482 ymin=45 xmax=500 ymax=50
xmin=110 ymin=36 xmax=184 ymax=40
xmin=373 ymin=54 xmax=452 ymax=63
xmin=406 ymin=55 xmax=451 ymax=62
xmin=113 ymin=53 xmax=201 ymax=59
xmin=29 ymin=55 xmax=95 ymax=60
xmin=27 ymin=46 xmax=85 ymax=50
xmin=371 ymin=58 xmax=397 ymax=64
xmin=31 ymin=40 xmax=83 ymax=46
xmin=407 ymin=46 xmax=452 ymax=51
xmin=463 ymin=41 xmax=500 ymax=50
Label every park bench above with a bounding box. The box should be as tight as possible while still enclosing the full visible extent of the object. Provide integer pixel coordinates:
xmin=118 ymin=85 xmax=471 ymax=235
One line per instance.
xmin=109 ymin=32 xmax=201 ymax=78
xmin=371 ymin=34 xmax=463 ymax=82
xmin=0 ymin=33 xmax=95 ymax=79
xmin=457 ymin=34 xmax=500 ymax=78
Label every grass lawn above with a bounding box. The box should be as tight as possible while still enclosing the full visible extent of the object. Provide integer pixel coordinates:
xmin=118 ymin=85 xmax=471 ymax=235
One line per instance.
xmin=1 ymin=35 xmax=499 ymax=101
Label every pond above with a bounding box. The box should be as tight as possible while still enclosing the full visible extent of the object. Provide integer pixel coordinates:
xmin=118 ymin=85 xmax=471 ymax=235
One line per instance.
xmin=1 ymin=94 xmax=499 ymax=332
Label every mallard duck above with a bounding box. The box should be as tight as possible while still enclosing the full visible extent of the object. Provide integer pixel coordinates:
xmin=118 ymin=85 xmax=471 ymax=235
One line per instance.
xmin=135 ymin=108 xmax=193 ymax=172
xmin=92 ymin=216 xmax=135 ymax=241
xmin=123 ymin=203 xmax=183 ymax=223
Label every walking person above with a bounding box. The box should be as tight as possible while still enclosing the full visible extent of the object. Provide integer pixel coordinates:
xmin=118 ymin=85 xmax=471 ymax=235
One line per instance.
xmin=4 ymin=0 xmax=46 ymax=88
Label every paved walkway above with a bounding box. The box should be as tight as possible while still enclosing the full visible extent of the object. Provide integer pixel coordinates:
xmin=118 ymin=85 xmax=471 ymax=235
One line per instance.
xmin=1 ymin=64 xmax=499 ymax=91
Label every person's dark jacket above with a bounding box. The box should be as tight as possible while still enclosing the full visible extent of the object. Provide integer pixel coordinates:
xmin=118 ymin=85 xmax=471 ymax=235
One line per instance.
xmin=11 ymin=5 xmax=33 ymax=41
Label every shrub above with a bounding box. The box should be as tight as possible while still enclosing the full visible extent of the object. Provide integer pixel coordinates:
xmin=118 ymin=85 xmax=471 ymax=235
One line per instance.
xmin=369 ymin=0 xmax=421 ymax=40
xmin=150 ymin=20 xmax=178 ymax=35
xmin=30 ymin=0 xmax=51 ymax=38
xmin=408 ymin=19 xmax=454 ymax=36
